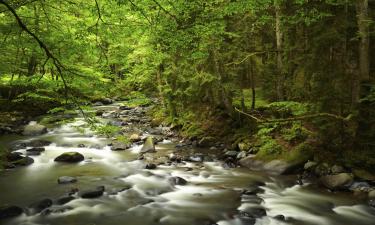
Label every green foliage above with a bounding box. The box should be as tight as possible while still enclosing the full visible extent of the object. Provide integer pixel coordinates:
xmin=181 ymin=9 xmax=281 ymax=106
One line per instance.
xmin=115 ymin=135 xmax=131 ymax=145
xmin=94 ymin=124 xmax=121 ymax=137
xmin=281 ymin=122 xmax=310 ymax=143
xmin=266 ymin=101 xmax=309 ymax=117
xmin=256 ymin=138 xmax=283 ymax=160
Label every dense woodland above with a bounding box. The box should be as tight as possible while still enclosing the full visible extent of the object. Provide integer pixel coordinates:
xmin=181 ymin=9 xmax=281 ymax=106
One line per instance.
xmin=0 ymin=0 xmax=374 ymax=171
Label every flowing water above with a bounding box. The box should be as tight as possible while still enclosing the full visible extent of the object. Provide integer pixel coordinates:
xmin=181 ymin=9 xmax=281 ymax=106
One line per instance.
xmin=1 ymin=103 xmax=375 ymax=225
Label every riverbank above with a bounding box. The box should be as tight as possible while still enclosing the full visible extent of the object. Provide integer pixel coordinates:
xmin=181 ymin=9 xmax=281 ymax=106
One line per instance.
xmin=1 ymin=97 xmax=375 ymax=225
xmin=1 ymin=95 xmax=375 ymax=211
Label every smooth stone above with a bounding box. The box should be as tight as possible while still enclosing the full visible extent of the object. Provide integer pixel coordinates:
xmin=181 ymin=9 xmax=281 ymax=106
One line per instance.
xmin=54 ymin=152 xmax=84 ymax=163
xmin=145 ymin=163 xmax=157 ymax=170
xmin=27 ymin=140 xmax=52 ymax=147
xmin=29 ymin=199 xmax=53 ymax=214
xmin=111 ymin=141 xmax=131 ymax=151
xmin=368 ymin=190 xmax=375 ymax=199
xmin=6 ymin=152 xmax=23 ymax=161
xmin=22 ymin=123 xmax=47 ymax=136
xmin=129 ymin=133 xmax=141 ymax=142
xmin=55 ymin=196 xmax=75 ymax=205
xmin=320 ymin=173 xmax=354 ymax=190
xmin=0 ymin=206 xmax=23 ymax=219
xmin=168 ymin=176 xmax=188 ymax=185
xmin=79 ymin=186 xmax=105 ymax=198
xmin=331 ymin=165 xmax=345 ymax=174
xmin=240 ymin=156 xmax=304 ymax=175
xmin=141 ymin=137 xmax=155 ymax=153
xmin=304 ymin=161 xmax=318 ymax=171
xmin=57 ymin=176 xmax=77 ymax=184
xmin=26 ymin=147 xmax=45 ymax=156
xmin=12 ymin=156 xmax=34 ymax=166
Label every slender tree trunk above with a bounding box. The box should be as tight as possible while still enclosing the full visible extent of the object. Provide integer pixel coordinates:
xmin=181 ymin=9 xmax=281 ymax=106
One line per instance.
xmin=275 ymin=0 xmax=284 ymax=101
xmin=250 ymin=60 xmax=256 ymax=110
xmin=352 ymin=0 xmax=370 ymax=107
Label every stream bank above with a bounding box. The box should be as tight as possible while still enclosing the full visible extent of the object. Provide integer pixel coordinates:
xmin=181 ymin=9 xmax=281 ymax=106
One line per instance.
xmin=0 ymin=99 xmax=375 ymax=225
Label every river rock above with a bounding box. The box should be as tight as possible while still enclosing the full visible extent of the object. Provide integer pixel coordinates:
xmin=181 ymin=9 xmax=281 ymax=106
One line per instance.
xmin=79 ymin=186 xmax=105 ymax=198
xmin=9 ymin=142 xmax=27 ymax=150
xmin=12 ymin=156 xmax=34 ymax=166
xmin=111 ymin=141 xmax=131 ymax=151
xmin=93 ymin=101 xmax=104 ymax=106
xmin=6 ymin=152 xmax=23 ymax=161
xmin=40 ymin=206 xmax=73 ymax=216
xmin=22 ymin=122 xmax=47 ymax=136
xmin=54 ymin=152 xmax=84 ymax=163
xmin=29 ymin=198 xmax=53 ymax=214
xmin=331 ymin=165 xmax=345 ymax=174
xmin=28 ymin=140 xmax=52 ymax=147
xmin=56 ymin=195 xmax=75 ymax=205
xmin=145 ymin=163 xmax=157 ymax=170
xmin=198 ymin=137 xmax=216 ymax=147
xmin=368 ymin=190 xmax=375 ymax=199
xmin=353 ymin=169 xmax=375 ymax=182
xmin=237 ymin=151 xmax=247 ymax=159
xmin=130 ymin=133 xmax=141 ymax=142
xmin=0 ymin=205 xmax=23 ymax=219
xmin=141 ymin=137 xmax=155 ymax=153
xmin=101 ymin=98 xmax=113 ymax=105
xmin=225 ymin=151 xmax=239 ymax=157
xmin=119 ymin=105 xmax=132 ymax=110
xmin=320 ymin=173 xmax=354 ymax=190
xmin=168 ymin=176 xmax=187 ymax=185
xmin=57 ymin=176 xmax=77 ymax=184
xmin=240 ymin=156 xmax=303 ymax=175
xmin=304 ymin=161 xmax=318 ymax=171
xmin=26 ymin=147 xmax=45 ymax=156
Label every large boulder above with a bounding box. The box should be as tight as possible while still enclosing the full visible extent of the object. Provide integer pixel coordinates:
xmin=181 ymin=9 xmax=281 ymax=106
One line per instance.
xmin=320 ymin=173 xmax=354 ymax=190
xmin=22 ymin=122 xmax=47 ymax=136
xmin=56 ymin=195 xmax=75 ymax=205
xmin=239 ymin=156 xmax=303 ymax=175
xmin=79 ymin=186 xmax=105 ymax=198
xmin=141 ymin=137 xmax=155 ymax=153
xmin=12 ymin=156 xmax=34 ymax=166
xmin=54 ymin=152 xmax=84 ymax=163
xmin=26 ymin=147 xmax=45 ymax=156
xmin=29 ymin=198 xmax=53 ymax=214
xmin=0 ymin=205 xmax=23 ymax=219
xmin=28 ymin=140 xmax=52 ymax=147
xmin=111 ymin=141 xmax=131 ymax=151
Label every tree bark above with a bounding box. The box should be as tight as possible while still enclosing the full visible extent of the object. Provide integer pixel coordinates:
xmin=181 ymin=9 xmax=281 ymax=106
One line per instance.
xmin=352 ymin=0 xmax=370 ymax=107
xmin=275 ymin=0 xmax=284 ymax=101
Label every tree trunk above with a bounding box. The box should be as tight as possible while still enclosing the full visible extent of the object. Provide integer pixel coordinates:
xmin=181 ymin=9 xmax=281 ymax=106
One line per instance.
xmin=275 ymin=0 xmax=284 ymax=101
xmin=352 ymin=0 xmax=370 ymax=107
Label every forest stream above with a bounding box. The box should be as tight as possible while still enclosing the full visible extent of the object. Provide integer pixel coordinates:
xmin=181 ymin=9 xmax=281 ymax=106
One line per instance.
xmin=1 ymin=102 xmax=375 ymax=225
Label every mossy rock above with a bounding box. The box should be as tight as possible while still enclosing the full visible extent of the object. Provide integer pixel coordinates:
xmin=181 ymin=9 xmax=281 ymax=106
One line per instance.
xmin=353 ymin=169 xmax=375 ymax=182
xmin=54 ymin=152 xmax=84 ymax=163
